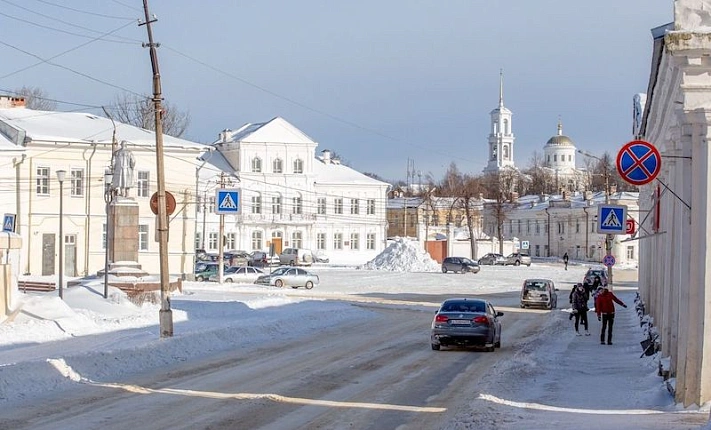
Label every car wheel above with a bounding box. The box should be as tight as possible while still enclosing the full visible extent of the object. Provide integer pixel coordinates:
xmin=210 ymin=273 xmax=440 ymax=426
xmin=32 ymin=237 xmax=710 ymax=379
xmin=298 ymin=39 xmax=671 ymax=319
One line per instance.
xmin=196 ymin=275 xmax=204 ymax=282
xmin=514 ymin=260 xmax=521 ymax=266
xmin=495 ymin=340 xmax=501 ymax=348
xmin=305 ymin=281 xmax=314 ymax=290
xmin=225 ymin=278 xmax=233 ymax=283
xmin=275 ymin=279 xmax=284 ymax=288
xmin=486 ymin=345 xmax=495 ymax=352
xmin=291 ymin=286 xmax=298 ymax=289
xmin=441 ymin=267 xmax=447 ymax=273
xmin=431 ymin=344 xmax=440 ymax=351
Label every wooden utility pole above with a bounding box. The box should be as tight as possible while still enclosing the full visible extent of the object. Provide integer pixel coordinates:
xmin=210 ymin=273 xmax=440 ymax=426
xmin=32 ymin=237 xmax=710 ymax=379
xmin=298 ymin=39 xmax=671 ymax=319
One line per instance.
xmin=218 ymin=172 xmax=225 ymax=284
xmin=141 ymin=0 xmax=172 ymax=337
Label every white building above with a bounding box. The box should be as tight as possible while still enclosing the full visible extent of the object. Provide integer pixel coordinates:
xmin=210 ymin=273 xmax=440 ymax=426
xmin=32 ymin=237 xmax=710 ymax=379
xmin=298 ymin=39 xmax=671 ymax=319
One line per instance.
xmin=484 ymin=71 xmax=516 ymax=174
xmin=542 ymin=121 xmax=588 ymax=192
xmin=197 ymin=117 xmax=390 ymax=263
xmin=0 ymin=105 xmax=207 ymax=278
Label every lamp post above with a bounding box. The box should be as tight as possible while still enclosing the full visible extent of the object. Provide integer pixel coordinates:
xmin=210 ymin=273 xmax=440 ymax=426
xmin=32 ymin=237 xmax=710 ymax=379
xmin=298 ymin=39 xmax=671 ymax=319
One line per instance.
xmin=577 ymin=149 xmax=614 ymax=286
xmin=104 ymin=170 xmax=114 ymax=299
xmin=56 ymin=170 xmax=66 ymax=299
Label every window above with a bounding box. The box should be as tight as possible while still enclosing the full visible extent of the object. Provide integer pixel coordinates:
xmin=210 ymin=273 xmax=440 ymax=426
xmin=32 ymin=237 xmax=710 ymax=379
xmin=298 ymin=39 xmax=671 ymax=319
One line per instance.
xmin=291 ymin=231 xmax=303 ymax=248
xmin=208 ymin=196 xmax=215 ymax=213
xmin=535 ymin=244 xmax=540 ymax=257
xmin=251 ymin=157 xmax=262 ymax=173
xmin=197 ymin=194 xmax=203 ymax=213
xmin=576 ymin=220 xmax=581 ymax=234
xmin=627 ymin=246 xmax=635 ymax=260
xmin=367 ymin=199 xmax=375 ymax=215
xmin=334 ymin=198 xmax=343 ymax=214
xmin=350 ymin=199 xmax=359 ymax=215
xmin=251 ymin=195 xmax=262 ymax=214
xmin=225 ymin=233 xmax=236 ymax=249
xmin=526 ymin=220 xmax=531 ymax=234
xmin=350 ymin=233 xmax=359 ymax=250
xmin=503 ymin=145 xmax=509 ymax=159
xmin=554 ymin=154 xmax=558 ymax=162
xmin=317 ymin=198 xmax=326 ymax=215
xmin=252 ymin=231 xmax=263 ymax=250
xmin=139 ymin=224 xmax=149 ymax=251
xmin=292 ymin=195 xmax=302 ymax=214
xmin=137 ymin=171 xmax=149 ymax=197
xmin=272 ymin=158 xmax=283 ymax=173
xmin=293 ymin=158 xmax=303 ymax=174
xmin=70 ymin=168 xmax=84 ymax=197
xmin=208 ymin=232 xmax=218 ymax=249
xmin=317 ymin=232 xmax=326 ymax=250
xmin=333 ymin=233 xmax=343 ymax=250
xmin=366 ymin=233 xmax=376 ymax=250
xmin=272 ymin=196 xmax=282 ymax=214
xmin=36 ymin=167 xmax=49 ymax=195
xmin=195 ymin=232 xmax=202 ymax=250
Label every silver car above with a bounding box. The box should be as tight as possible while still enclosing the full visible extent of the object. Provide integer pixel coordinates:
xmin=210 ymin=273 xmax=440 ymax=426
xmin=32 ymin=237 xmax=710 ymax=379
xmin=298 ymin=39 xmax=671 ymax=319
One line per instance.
xmin=430 ymin=298 xmax=503 ymax=352
xmin=208 ymin=266 xmax=263 ymax=283
xmin=255 ymin=267 xmax=319 ymax=289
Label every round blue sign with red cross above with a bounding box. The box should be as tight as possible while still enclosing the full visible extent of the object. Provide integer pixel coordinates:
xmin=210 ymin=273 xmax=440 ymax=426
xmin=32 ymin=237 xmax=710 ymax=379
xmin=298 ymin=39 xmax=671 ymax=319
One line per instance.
xmin=603 ymin=254 xmax=616 ymax=267
xmin=616 ymin=140 xmax=661 ymax=186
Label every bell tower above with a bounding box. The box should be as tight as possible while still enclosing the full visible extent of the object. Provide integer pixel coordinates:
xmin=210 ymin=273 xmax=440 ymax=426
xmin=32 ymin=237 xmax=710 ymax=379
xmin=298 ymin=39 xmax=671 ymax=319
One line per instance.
xmin=484 ymin=70 xmax=516 ymax=173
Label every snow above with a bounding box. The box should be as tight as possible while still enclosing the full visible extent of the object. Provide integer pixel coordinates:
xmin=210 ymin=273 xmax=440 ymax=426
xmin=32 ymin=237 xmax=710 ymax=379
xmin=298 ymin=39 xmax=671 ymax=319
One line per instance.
xmin=1 ymin=242 xmax=710 ymax=428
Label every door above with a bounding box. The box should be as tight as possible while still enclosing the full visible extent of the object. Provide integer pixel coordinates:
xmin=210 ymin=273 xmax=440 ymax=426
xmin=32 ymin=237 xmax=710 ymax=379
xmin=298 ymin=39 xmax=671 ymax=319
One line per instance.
xmin=271 ymin=237 xmax=283 ymax=255
xmin=65 ymin=234 xmax=77 ymax=277
xmin=42 ymin=234 xmax=55 ymax=276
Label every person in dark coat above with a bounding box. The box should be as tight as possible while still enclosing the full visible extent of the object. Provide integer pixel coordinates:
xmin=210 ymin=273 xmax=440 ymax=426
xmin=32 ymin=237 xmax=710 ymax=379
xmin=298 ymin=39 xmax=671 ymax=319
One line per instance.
xmin=571 ymin=284 xmax=590 ymax=335
xmin=563 ymin=252 xmax=569 ymax=270
xmin=595 ymin=286 xmax=627 ymax=345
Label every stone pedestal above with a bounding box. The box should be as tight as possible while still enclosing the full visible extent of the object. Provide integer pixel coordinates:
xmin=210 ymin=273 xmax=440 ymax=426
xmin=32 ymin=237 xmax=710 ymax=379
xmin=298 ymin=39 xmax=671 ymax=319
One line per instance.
xmin=108 ymin=197 xmax=140 ymax=265
xmin=0 ymin=232 xmax=22 ymax=319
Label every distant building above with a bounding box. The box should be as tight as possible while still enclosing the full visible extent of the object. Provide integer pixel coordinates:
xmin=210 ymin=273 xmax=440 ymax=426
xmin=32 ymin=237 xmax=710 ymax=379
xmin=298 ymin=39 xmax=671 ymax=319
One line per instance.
xmin=541 ymin=120 xmax=588 ymax=193
xmin=483 ymin=71 xmax=516 ymax=174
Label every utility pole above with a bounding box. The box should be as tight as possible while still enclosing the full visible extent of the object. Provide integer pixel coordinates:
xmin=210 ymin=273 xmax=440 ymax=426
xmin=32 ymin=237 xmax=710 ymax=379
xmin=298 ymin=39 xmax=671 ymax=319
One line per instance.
xmin=218 ymin=172 xmax=225 ymax=284
xmin=603 ymin=162 xmax=614 ymax=287
xmin=141 ymin=0 xmax=172 ymax=337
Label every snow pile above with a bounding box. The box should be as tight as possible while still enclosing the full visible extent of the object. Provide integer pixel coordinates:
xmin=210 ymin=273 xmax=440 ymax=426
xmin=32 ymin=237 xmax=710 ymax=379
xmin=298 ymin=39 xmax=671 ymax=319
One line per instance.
xmin=358 ymin=237 xmax=441 ymax=272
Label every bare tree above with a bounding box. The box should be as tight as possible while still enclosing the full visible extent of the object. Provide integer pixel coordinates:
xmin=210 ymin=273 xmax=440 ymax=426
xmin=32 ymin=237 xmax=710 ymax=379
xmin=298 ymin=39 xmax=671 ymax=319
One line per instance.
xmin=435 ymin=163 xmax=483 ymax=258
xmin=110 ymin=93 xmax=190 ymax=138
xmin=15 ymin=86 xmax=56 ymax=110
xmin=523 ymin=151 xmax=555 ymax=196
xmin=482 ymin=172 xmax=517 ymax=254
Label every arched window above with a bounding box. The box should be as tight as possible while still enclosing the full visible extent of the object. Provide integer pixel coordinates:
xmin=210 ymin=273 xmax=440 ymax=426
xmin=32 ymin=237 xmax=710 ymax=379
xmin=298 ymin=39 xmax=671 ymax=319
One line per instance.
xmin=272 ymin=158 xmax=283 ymax=173
xmin=293 ymin=158 xmax=303 ymax=174
xmin=251 ymin=157 xmax=262 ymax=173
xmin=503 ymin=119 xmax=509 ymax=134
xmin=503 ymin=145 xmax=509 ymax=159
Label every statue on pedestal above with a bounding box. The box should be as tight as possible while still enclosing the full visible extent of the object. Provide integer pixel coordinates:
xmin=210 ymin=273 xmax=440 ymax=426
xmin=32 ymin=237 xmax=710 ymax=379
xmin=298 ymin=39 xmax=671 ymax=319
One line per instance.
xmin=113 ymin=140 xmax=136 ymax=197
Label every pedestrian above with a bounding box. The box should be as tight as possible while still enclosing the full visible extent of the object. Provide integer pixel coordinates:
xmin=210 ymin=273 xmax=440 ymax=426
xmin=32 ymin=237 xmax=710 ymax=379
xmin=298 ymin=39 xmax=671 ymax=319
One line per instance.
xmin=571 ymin=283 xmax=590 ymax=336
xmin=595 ymin=286 xmax=627 ymax=345
xmin=563 ymin=252 xmax=569 ymax=270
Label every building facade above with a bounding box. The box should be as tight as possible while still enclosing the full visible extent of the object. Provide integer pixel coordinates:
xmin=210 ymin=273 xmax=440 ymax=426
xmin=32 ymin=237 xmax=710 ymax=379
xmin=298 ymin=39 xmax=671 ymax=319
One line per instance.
xmin=197 ymin=117 xmax=390 ymax=263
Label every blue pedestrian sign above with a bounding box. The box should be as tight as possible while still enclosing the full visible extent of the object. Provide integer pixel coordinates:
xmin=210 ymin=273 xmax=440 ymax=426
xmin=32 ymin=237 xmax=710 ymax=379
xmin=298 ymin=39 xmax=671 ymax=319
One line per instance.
xmin=597 ymin=204 xmax=627 ymax=235
xmin=603 ymin=254 xmax=616 ymax=267
xmin=3 ymin=213 xmax=16 ymax=232
xmin=215 ymin=189 xmax=240 ymax=214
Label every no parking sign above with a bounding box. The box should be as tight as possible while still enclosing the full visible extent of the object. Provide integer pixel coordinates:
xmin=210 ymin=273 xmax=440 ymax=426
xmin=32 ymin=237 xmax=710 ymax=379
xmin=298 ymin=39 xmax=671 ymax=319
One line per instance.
xmin=616 ymin=140 xmax=661 ymax=186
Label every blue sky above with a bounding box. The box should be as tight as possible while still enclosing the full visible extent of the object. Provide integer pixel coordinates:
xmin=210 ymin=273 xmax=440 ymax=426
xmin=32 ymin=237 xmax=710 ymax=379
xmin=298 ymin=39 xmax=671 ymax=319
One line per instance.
xmin=0 ymin=0 xmax=672 ymax=182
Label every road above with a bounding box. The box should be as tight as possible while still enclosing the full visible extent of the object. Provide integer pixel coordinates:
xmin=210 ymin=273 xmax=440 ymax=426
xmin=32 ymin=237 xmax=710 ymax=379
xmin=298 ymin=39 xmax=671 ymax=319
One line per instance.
xmin=0 ymin=290 xmax=544 ymax=430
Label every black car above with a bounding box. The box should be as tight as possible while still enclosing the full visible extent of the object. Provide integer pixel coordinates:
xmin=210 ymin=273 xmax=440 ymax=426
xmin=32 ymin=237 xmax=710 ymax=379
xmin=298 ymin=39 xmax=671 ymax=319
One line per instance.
xmin=431 ymin=298 xmax=503 ymax=351
xmin=441 ymin=257 xmax=480 ymax=274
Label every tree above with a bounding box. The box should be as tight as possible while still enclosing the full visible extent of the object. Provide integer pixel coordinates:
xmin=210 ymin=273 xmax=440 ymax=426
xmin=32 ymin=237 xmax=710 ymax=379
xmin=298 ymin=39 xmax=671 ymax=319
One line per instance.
xmin=110 ymin=93 xmax=190 ymax=138
xmin=15 ymin=86 xmax=56 ymax=110
xmin=482 ymin=172 xmax=517 ymax=254
xmin=522 ymin=151 xmax=555 ymax=196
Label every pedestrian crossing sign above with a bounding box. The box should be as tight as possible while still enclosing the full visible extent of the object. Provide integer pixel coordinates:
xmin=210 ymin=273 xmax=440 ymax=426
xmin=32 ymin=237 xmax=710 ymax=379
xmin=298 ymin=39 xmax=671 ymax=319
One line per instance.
xmin=597 ymin=204 xmax=627 ymax=234
xmin=215 ymin=189 xmax=240 ymax=214
xmin=3 ymin=213 xmax=16 ymax=232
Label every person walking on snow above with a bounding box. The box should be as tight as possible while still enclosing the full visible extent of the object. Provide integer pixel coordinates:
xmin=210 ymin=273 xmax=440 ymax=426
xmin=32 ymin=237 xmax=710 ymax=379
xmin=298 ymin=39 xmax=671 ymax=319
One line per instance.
xmin=571 ymin=283 xmax=590 ymax=335
xmin=563 ymin=252 xmax=569 ymax=270
xmin=595 ymin=286 xmax=627 ymax=345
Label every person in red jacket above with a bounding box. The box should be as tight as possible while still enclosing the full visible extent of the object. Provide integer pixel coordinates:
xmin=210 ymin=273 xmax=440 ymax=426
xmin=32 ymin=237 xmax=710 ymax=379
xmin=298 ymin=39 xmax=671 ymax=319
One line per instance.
xmin=595 ymin=286 xmax=627 ymax=345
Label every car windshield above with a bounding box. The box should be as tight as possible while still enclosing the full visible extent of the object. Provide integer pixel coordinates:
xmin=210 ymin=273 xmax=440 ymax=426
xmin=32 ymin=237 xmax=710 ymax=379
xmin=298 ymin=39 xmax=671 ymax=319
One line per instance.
xmin=270 ymin=267 xmax=289 ymax=276
xmin=462 ymin=258 xmax=476 ymax=264
xmin=525 ymin=281 xmax=547 ymax=291
xmin=442 ymin=301 xmax=486 ymax=313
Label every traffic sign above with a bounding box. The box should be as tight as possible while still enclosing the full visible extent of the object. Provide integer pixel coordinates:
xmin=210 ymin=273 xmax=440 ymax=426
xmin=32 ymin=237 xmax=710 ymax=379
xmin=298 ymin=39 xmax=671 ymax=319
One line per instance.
xmin=625 ymin=219 xmax=636 ymax=235
xmin=616 ymin=140 xmax=661 ymax=186
xmin=3 ymin=213 xmax=16 ymax=232
xmin=215 ymin=189 xmax=240 ymax=214
xmin=603 ymin=254 xmax=616 ymax=267
xmin=597 ymin=204 xmax=627 ymax=234
xmin=521 ymin=240 xmax=530 ymax=249
xmin=149 ymin=191 xmax=176 ymax=216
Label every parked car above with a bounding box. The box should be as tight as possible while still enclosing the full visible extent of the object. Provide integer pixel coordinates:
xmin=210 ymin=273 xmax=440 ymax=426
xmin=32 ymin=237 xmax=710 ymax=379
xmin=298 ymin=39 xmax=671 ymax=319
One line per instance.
xmin=248 ymin=251 xmax=270 ymax=267
xmin=441 ymin=257 xmax=480 ymax=274
xmin=520 ymin=278 xmax=558 ymax=309
xmin=430 ymin=298 xmax=503 ymax=352
xmin=584 ymin=267 xmax=609 ymax=287
xmin=478 ymin=253 xmax=506 ymax=265
xmin=194 ymin=262 xmax=228 ymax=282
xmin=279 ymin=248 xmax=314 ymax=266
xmin=311 ymin=250 xmax=330 ymax=263
xmin=224 ymin=250 xmax=250 ymax=267
xmin=209 ymin=266 xmax=264 ymax=283
xmin=504 ymin=252 xmax=532 ymax=266
xmin=255 ymin=266 xmax=319 ymax=289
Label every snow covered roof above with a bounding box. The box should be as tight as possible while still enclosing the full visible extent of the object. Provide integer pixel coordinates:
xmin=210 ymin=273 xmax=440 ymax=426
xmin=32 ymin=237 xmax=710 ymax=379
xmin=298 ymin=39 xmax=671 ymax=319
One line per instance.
xmin=313 ymin=159 xmax=389 ymax=187
xmin=0 ymin=108 xmax=207 ymax=150
xmin=215 ymin=117 xmax=317 ymax=145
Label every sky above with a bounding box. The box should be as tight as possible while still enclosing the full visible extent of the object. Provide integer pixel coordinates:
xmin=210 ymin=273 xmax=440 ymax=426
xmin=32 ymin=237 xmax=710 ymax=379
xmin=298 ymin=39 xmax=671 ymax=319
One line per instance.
xmin=1 ymin=239 xmax=709 ymax=429
xmin=0 ymin=1 xmax=673 ymax=182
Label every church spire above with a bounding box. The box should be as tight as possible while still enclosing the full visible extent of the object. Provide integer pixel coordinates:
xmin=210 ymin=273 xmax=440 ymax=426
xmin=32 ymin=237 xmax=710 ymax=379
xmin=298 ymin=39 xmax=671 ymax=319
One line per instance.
xmin=557 ymin=116 xmax=563 ymax=135
xmin=499 ymin=69 xmax=504 ymax=108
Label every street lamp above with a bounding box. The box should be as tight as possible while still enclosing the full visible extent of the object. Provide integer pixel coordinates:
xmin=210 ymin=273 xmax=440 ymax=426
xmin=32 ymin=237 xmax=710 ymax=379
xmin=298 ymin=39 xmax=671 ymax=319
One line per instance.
xmin=104 ymin=170 xmax=114 ymax=299
xmin=577 ymin=149 xmax=614 ymax=286
xmin=56 ymin=169 xmax=66 ymax=300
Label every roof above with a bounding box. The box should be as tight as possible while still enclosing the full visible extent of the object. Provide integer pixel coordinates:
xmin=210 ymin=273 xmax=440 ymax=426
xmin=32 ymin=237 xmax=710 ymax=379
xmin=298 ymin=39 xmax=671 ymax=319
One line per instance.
xmin=0 ymin=108 xmax=207 ymax=150
xmin=313 ymin=159 xmax=389 ymax=187
xmin=215 ymin=117 xmax=317 ymax=145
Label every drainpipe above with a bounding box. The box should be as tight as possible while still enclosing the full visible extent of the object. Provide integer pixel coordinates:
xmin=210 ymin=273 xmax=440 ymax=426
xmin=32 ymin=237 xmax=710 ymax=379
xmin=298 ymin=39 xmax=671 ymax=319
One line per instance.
xmin=12 ymin=154 xmax=26 ymax=236
xmin=25 ymin=156 xmax=33 ymax=275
